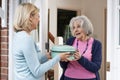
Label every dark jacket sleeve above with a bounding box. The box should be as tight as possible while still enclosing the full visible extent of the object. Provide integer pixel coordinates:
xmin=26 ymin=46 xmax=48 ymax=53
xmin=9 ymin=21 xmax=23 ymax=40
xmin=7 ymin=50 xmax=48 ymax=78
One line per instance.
xmin=77 ymin=39 xmax=102 ymax=73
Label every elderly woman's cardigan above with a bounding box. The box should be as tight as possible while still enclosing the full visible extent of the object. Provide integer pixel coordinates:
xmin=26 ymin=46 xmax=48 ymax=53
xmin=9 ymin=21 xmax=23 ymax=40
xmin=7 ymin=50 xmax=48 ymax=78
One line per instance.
xmin=60 ymin=37 xmax=102 ymax=80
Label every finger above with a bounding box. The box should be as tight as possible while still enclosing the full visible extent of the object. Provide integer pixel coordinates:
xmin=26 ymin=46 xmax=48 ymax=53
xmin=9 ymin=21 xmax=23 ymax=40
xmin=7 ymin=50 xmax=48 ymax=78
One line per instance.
xmin=76 ymin=49 xmax=79 ymax=52
xmin=74 ymin=52 xmax=80 ymax=56
xmin=65 ymin=60 xmax=68 ymax=62
xmin=74 ymin=59 xmax=78 ymax=61
xmin=74 ymin=55 xmax=79 ymax=59
xmin=66 ymin=58 xmax=73 ymax=61
xmin=63 ymin=59 xmax=68 ymax=62
xmin=61 ymin=59 xmax=67 ymax=62
xmin=66 ymin=52 xmax=71 ymax=55
xmin=66 ymin=55 xmax=71 ymax=58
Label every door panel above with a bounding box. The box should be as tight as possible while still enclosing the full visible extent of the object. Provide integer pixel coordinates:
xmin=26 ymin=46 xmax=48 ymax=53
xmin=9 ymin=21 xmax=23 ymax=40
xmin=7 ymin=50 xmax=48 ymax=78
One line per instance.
xmin=107 ymin=0 xmax=120 ymax=80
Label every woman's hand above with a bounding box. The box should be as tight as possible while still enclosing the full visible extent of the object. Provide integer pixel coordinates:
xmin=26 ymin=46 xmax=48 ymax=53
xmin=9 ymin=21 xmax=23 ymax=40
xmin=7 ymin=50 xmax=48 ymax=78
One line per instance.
xmin=59 ymin=52 xmax=71 ymax=62
xmin=73 ymin=51 xmax=81 ymax=60
xmin=46 ymin=52 xmax=52 ymax=59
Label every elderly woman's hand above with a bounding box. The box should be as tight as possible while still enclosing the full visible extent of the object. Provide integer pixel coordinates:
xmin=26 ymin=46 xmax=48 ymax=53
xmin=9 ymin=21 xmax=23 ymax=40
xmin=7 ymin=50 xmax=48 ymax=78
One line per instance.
xmin=73 ymin=51 xmax=81 ymax=61
xmin=59 ymin=52 xmax=71 ymax=62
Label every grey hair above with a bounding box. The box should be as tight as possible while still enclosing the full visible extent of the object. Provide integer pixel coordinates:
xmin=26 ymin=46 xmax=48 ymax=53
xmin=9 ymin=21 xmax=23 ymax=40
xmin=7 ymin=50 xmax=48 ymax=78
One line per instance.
xmin=69 ymin=15 xmax=93 ymax=36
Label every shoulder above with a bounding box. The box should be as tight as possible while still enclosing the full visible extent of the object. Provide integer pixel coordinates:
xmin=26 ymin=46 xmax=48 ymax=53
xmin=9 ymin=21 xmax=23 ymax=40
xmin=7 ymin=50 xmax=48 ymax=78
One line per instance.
xmin=67 ymin=37 xmax=76 ymax=42
xmin=93 ymin=39 xmax=102 ymax=46
xmin=66 ymin=37 xmax=76 ymax=45
xmin=14 ymin=31 xmax=34 ymax=46
xmin=92 ymin=38 xmax=102 ymax=50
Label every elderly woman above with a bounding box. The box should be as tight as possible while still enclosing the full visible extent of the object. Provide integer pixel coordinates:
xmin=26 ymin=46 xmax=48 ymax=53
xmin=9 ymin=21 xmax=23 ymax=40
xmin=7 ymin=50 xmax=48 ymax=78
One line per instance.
xmin=60 ymin=15 xmax=102 ymax=80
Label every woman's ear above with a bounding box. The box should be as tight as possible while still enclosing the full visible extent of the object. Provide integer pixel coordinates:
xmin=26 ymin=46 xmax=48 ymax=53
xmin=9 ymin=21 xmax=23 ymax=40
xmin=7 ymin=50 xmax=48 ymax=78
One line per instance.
xmin=29 ymin=14 xmax=33 ymax=21
xmin=29 ymin=15 xmax=33 ymax=21
xmin=29 ymin=17 xmax=32 ymax=21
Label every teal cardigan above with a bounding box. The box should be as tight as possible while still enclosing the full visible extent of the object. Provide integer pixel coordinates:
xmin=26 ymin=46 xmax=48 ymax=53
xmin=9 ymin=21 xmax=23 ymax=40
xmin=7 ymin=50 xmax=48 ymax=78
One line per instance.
xmin=60 ymin=37 xmax=102 ymax=80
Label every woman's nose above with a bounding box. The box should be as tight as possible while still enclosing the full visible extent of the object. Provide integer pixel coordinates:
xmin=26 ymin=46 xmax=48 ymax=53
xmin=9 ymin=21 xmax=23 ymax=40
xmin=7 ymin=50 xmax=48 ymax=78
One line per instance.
xmin=74 ymin=28 xmax=78 ymax=32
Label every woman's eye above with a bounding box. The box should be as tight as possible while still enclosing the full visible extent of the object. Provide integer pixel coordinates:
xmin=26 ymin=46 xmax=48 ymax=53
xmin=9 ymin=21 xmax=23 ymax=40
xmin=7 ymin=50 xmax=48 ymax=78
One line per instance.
xmin=77 ymin=25 xmax=80 ymax=28
xmin=72 ymin=26 xmax=75 ymax=30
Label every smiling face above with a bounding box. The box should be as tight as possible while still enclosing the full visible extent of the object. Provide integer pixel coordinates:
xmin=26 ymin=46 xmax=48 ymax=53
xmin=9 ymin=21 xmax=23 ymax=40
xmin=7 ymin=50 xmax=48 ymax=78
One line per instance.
xmin=72 ymin=20 xmax=87 ymax=41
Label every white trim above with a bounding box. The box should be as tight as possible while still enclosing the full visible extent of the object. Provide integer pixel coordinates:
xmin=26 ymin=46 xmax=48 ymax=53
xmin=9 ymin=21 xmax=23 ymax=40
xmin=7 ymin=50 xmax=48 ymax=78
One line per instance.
xmin=8 ymin=0 xmax=14 ymax=80
xmin=1 ymin=0 xmax=7 ymax=27
xmin=9 ymin=0 xmax=20 ymax=80
xmin=0 ymin=7 xmax=4 ymax=19
xmin=107 ymin=0 xmax=115 ymax=80
xmin=107 ymin=0 xmax=120 ymax=80
xmin=34 ymin=0 xmax=48 ymax=52
xmin=117 ymin=6 xmax=120 ymax=9
xmin=115 ymin=0 xmax=120 ymax=48
xmin=34 ymin=0 xmax=48 ymax=79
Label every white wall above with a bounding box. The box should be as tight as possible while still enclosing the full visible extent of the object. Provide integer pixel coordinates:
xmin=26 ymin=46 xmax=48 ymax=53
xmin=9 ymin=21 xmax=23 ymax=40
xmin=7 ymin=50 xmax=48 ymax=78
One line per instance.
xmin=48 ymin=0 xmax=57 ymax=38
xmin=57 ymin=0 xmax=83 ymax=10
xmin=81 ymin=0 xmax=107 ymax=41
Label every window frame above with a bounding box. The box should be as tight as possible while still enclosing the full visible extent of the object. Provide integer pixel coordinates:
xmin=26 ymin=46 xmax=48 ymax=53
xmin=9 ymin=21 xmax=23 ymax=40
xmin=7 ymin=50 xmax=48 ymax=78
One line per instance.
xmin=115 ymin=0 xmax=120 ymax=48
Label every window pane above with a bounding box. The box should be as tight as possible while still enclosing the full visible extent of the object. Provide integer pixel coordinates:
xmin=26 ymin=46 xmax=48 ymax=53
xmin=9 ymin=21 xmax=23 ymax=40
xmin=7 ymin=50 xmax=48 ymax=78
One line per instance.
xmin=119 ymin=0 xmax=120 ymax=5
xmin=119 ymin=10 xmax=120 ymax=45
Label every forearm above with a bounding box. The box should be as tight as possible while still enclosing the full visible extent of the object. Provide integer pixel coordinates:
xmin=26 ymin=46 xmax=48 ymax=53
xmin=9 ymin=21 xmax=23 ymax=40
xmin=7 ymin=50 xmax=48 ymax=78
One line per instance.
xmin=77 ymin=56 xmax=101 ymax=73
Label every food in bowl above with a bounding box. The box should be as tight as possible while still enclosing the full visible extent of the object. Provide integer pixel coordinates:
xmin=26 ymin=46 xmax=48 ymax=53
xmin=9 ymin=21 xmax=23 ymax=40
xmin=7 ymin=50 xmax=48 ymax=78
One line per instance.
xmin=50 ymin=45 xmax=76 ymax=60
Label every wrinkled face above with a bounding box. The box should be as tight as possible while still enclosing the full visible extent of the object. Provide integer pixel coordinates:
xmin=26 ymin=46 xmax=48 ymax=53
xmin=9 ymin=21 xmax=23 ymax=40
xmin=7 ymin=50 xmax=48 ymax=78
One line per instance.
xmin=72 ymin=20 xmax=86 ymax=40
xmin=31 ymin=13 xmax=40 ymax=30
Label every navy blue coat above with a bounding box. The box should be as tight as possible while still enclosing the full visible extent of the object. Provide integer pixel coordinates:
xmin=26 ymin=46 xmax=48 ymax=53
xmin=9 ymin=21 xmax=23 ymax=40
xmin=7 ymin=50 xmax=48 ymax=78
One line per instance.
xmin=60 ymin=37 xmax=102 ymax=80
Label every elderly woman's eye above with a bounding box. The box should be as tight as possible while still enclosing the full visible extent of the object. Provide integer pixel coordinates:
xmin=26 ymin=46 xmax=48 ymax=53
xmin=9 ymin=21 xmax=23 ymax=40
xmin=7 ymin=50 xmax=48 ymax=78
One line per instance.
xmin=77 ymin=25 xmax=81 ymax=28
xmin=72 ymin=26 xmax=75 ymax=30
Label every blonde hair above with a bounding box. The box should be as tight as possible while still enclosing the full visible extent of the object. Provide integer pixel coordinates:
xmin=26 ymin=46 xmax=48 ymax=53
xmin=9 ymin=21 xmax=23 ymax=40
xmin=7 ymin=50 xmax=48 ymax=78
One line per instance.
xmin=13 ymin=3 xmax=39 ymax=32
xmin=69 ymin=15 xmax=93 ymax=36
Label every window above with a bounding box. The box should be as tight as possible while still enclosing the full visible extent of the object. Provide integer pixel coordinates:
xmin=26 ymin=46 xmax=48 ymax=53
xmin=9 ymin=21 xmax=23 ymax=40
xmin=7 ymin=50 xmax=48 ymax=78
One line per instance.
xmin=119 ymin=10 xmax=120 ymax=45
xmin=119 ymin=0 xmax=120 ymax=5
xmin=116 ymin=0 xmax=120 ymax=46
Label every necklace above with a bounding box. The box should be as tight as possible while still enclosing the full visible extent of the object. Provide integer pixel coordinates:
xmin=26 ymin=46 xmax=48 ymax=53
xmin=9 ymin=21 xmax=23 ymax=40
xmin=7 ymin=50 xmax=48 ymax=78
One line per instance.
xmin=76 ymin=39 xmax=89 ymax=55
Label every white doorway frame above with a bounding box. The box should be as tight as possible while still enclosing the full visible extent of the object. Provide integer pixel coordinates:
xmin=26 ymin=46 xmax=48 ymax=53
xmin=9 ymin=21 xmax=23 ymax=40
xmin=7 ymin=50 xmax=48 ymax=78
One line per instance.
xmin=107 ymin=0 xmax=120 ymax=80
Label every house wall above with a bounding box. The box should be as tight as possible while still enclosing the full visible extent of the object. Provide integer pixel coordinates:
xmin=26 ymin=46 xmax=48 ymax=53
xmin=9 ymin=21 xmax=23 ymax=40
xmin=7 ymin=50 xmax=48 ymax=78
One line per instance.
xmin=0 ymin=28 xmax=8 ymax=80
xmin=0 ymin=0 xmax=8 ymax=80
